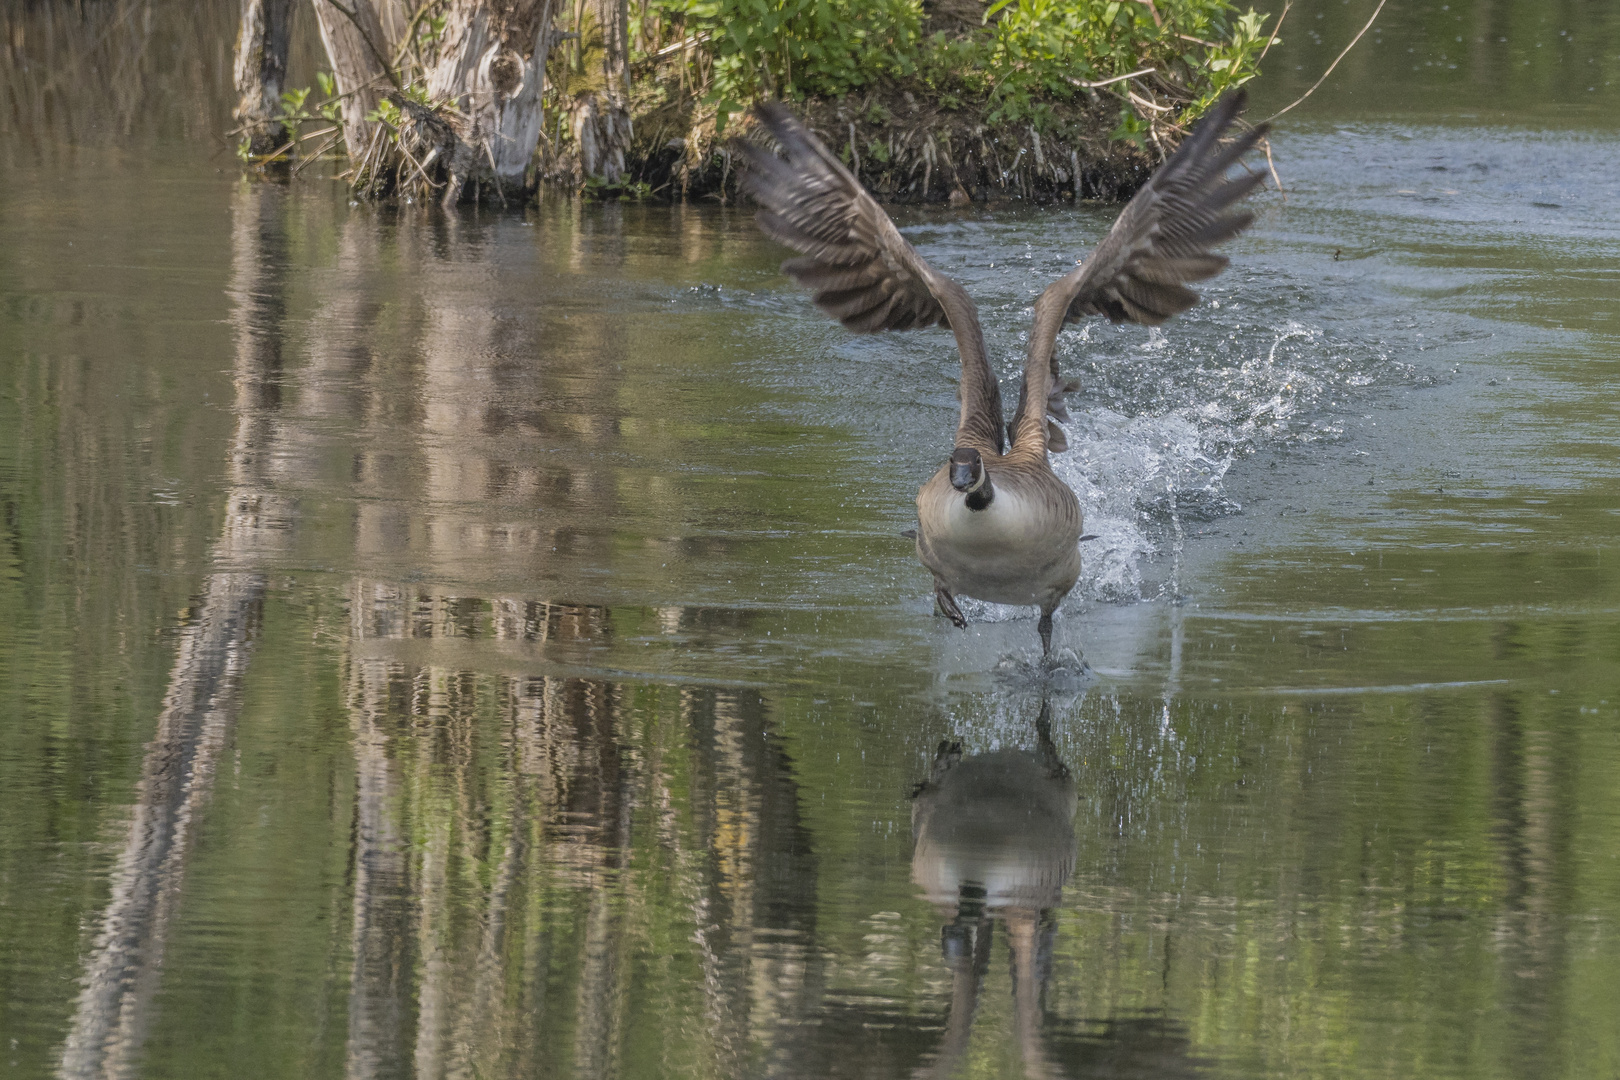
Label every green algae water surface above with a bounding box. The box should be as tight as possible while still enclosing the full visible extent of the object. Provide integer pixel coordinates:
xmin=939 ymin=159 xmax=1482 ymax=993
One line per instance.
xmin=4 ymin=2 xmax=1620 ymax=1077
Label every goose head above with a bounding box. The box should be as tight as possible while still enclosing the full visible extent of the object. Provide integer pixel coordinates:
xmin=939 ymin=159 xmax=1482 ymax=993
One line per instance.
xmin=948 ymin=447 xmax=994 ymax=510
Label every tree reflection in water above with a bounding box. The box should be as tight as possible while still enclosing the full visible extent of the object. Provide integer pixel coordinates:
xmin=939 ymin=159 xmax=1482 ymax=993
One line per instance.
xmin=337 ymin=593 xmax=830 ymax=1077
xmin=53 ymin=174 xmax=851 ymax=1078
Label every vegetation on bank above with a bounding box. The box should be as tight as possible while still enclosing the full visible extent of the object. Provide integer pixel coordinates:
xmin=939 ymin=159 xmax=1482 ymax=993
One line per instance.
xmin=644 ymin=0 xmax=1275 ymax=134
xmin=256 ymin=0 xmax=1278 ymax=203
xmin=578 ymin=0 xmax=1277 ymax=201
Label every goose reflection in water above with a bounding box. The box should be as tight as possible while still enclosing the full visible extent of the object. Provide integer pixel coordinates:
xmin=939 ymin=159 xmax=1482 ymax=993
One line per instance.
xmin=910 ymin=701 xmax=1204 ymax=1080
xmin=910 ymin=700 xmax=1076 ymax=1080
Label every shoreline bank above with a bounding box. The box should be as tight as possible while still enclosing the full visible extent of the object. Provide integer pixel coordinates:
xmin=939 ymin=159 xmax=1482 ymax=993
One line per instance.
xmin=587 ymin=82 xmax=1159 ymax=204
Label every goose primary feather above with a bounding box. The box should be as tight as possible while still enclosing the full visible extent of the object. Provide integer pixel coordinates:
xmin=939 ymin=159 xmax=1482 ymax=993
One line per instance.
xmin=738 ymin=93 xmax=1269 ymax=654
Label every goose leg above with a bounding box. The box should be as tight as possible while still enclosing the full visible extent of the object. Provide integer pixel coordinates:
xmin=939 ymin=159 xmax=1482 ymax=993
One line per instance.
xmin=1033 ymin=697 xmax=1067 ymax=777
xmin=934 ymin=581 xmax=968 ymax=629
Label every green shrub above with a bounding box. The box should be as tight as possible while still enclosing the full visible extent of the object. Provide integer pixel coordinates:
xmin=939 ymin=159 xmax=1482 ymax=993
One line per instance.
xmin=655 ymin=0 xmax=923 ymax=127
xmin=638 ymin=0 xmax=1274 ymax=137
xmin=927 ymin=0 xmax=1275 ymax=128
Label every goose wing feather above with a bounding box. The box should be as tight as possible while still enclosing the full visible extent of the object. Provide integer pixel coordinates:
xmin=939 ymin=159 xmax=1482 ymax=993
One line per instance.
xmin=1007 ymin=91 xmax=1269 ymax=458
xmin=1060 ymin=91 xmax=1268 ymax=329
xmin=740 ymin=110 xmax=949 ymax=331
xmin=738 ymin=102 xmax=1006 ymax=454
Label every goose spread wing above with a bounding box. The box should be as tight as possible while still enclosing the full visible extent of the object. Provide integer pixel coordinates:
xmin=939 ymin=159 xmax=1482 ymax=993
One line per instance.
xmin=1008 ymin=90 xmax=1269 ymax=458
xmin=738 ymin=103 xmax=1005 ymax=454
xmin=1059 ymin=89 xmax=1267 ymax=328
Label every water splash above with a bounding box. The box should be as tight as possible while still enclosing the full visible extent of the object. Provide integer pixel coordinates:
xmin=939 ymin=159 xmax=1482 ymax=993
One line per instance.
xmin=955 ymin=315 xmax=1399 ymax=614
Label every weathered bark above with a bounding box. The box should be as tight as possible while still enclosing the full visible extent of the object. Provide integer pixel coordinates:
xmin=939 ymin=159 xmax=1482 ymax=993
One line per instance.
xmin=56 ymin=573 xmax=263 ymax=1080
xmin=310 ymin=0 xmax=392 ymax=155
xmin=569 ymin=0 xmax=632 ymax=184
xmin=301 ymin=0 xmax=560 ymax=203
xmin=426 ymin=0 xmax=558 ymax=202
xmin=570 ymin=93 xmax=632 ymax=184
xmin=232 ymin=0 xmax=293 ymax=154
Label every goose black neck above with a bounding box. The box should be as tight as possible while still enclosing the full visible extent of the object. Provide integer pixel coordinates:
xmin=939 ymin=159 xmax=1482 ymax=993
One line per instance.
xmin=965 ymin=477 xmax=995 ymax=512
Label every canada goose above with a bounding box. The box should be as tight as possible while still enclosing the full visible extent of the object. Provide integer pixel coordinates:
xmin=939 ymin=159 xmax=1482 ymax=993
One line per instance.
xmin=738 ymin=93 xmax=1268 ymax=654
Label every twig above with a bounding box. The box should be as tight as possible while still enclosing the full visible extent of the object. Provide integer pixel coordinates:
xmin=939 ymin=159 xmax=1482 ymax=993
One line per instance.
xmin=392 ymin=0 xmax=440 ymax=68
xmin=254 ymin=140 xmax=296 ymax=164
xmin=1256 ymin=0 xmax=1291 ymax=66
xmin=226 ymin=81 xmax=380 ymax=140
xmin=1264 ymin=0 xmax=1386 ymax=122
xmin=343 ymin=124 xmax=385 ymax=187
xmin=1065 ymin=66 xmax=1157 ymax=90
xmin=396 ymin=138 xmax=425 ymax=180
xmin=400 ymin=143 xmax=443 ymax=189
xmin=1126 ymin=88 xmax=1175 ymax=114
xmin=483 ymin=140 xmax=509 ymax=208
xmin=1174 ymin=32 xmax=1220 ymax=48
xmin=1261 ymin=135 xmax=1285 ymax=198
xmin=293 ymin=132 xmax=345 ymax=175
xmin=632 ymin=32 xmax=710 ymax=68
xmin=369 ymin=127 xmax=393 ymax=197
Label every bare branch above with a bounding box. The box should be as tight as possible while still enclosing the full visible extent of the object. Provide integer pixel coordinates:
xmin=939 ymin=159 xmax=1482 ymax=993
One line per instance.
xmin=1256 ymin=0 xmax=1291 ymax=66
xmin=1065 ymin=66 xmax=1158 ymax=90
xmin=1265 ymin=0 xmax=1386 ymax=123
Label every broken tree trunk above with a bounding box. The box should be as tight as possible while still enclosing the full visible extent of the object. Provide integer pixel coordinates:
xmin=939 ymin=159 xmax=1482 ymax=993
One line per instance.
xmin=291 ymin=0 xmax=559 ymax=203
xmin=232 ymin=0 xmax=293 ymax=155
xmin=569 ymin=0 xmax=631 ymax=185
xmin=425 ymin=0 xmax=559 ymax=203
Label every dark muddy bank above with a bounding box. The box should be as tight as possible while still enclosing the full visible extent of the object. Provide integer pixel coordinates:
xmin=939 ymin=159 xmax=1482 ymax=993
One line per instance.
xmin=564 ymin=83 xmax=1160 ymax=205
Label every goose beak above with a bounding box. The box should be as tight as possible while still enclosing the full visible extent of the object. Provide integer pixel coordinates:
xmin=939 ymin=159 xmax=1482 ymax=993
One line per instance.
xmin=950 ymin=460 xmax=976 ymax=491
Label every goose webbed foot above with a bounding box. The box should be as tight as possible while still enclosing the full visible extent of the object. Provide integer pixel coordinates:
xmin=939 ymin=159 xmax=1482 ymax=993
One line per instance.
xmin=934 ymin=583 xmax=968 ymax=629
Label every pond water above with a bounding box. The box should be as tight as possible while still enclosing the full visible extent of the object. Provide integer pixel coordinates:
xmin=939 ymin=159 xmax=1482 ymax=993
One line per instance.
xmin=3 ymin=3 xmax=1620 ymax=1078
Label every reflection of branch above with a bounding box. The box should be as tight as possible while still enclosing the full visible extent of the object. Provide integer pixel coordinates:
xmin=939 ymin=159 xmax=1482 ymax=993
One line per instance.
xmin=27 ymin=0 xmax=145 ymax=95
xmin=58 ymin=575 xmax=264 ymax=1079
xmin=343 ymin=654 xmax=415 ymax=1078
xmin=450 ymin=707 xmax=527 ymax=1075
xmin=58 ymin=182 xmax=292 ymax=1080
xmin=1265 ymin=0 xmax=1387 ymax=122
